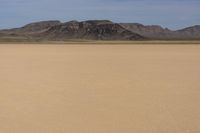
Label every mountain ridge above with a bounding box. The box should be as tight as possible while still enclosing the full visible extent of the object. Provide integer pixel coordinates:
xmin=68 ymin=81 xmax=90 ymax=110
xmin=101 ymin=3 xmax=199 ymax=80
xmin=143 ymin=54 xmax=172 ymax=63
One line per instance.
xmin=120 ymin=23 xmax=200 ymax=40
xmin=0 ymin=20 xmax=199 ymax=41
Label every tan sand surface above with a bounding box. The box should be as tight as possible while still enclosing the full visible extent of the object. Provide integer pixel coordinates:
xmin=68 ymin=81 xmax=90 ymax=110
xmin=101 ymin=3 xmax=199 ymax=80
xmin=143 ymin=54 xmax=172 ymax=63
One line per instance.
xmin=0 ymin=44 xmax=200 ymax=133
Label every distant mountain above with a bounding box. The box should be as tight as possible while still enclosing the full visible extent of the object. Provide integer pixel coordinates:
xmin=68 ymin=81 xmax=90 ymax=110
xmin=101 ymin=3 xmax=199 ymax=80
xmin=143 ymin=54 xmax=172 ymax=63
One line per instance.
xmin=0 ymin=21 xmax=62 ymax=41
xmin=0 ymin=20 xmax=145 ymax=41
xmin=174 ymin=25 xmax=200 ymax=39
xmin=120 ymin=23 xmax=200 ymax=40
xmin=40 ymin=20 xmax=145 ymax=40
xmin=0 ymin=21 xmax=61 ymax=35
xmin=120 ymin=23 xmax=172 ymax=39
xmin=0 ymin=20 xmax=199 ymax=41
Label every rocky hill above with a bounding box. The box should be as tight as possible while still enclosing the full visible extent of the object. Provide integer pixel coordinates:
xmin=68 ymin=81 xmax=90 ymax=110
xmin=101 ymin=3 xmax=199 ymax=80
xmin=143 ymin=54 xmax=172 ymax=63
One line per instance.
xmin=120 ymin=23 xmax=200 ymax=40
xmin=174 ymin=25 xmax=200 ymax=39
xmin=0 ymin=20 xmax=145 ymax=41
xmin=0 ymin=20 xmax=199 ymax=41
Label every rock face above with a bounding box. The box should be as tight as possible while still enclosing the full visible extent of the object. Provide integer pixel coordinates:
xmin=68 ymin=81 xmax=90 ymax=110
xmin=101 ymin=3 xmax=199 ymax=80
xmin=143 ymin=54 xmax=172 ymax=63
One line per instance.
xmin=120 ymin=23 xmax=200 ymax=40
xmin=0 ymin=20 xmax=145 ymax=41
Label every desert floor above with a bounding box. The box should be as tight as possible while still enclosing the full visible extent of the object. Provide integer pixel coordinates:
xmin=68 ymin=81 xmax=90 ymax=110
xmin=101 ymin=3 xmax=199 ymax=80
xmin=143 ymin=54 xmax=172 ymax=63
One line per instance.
xmin=0 ymin=43 xmax=200 ymax=133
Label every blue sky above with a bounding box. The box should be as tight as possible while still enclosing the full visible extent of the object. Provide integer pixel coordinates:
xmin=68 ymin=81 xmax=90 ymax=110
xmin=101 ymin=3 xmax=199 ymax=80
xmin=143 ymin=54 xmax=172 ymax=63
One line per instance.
xmin=0 ymin=0 xmax=199 ymax=30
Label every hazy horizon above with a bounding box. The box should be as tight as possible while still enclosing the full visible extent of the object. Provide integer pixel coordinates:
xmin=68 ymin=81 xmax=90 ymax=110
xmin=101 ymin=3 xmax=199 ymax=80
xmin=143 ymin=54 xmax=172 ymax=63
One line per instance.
xmin=0 ymin=0 xmax=200 ymax=30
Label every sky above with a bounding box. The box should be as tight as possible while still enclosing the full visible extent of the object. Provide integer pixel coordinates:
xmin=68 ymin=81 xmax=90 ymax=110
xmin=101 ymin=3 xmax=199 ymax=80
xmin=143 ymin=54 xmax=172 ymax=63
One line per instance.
xmin=0 ymin=0 xmax=199 ymax=30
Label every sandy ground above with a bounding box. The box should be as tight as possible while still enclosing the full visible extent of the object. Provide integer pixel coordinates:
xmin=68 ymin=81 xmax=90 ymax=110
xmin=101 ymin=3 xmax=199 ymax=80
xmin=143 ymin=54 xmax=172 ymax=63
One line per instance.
xmin=0 ymin=44 xmax=200 ymax=133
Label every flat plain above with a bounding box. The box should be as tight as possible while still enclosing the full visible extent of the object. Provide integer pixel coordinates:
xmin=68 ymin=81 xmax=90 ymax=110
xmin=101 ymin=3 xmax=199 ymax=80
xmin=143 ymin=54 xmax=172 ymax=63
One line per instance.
xmin=0 ymin=42 xmax=200 ymax=133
